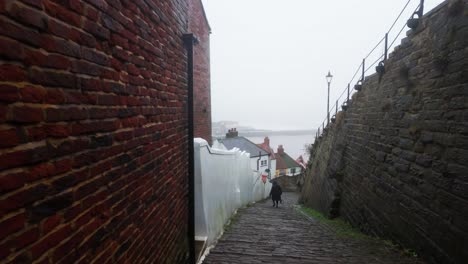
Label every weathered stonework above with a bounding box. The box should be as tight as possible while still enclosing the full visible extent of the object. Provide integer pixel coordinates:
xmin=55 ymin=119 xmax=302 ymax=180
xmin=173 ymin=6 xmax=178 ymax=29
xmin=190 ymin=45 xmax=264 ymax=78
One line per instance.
xmin=274 ymin=174 xmax=301 ymax=192
xmin=302 ymin=1 xmax=468 ymax=263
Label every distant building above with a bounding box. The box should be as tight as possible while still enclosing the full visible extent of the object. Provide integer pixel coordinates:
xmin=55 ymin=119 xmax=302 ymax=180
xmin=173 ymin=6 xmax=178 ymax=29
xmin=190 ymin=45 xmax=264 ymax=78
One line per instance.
xmin=256 ymin=137 xmax=277 ymax=179
xmin=275 ymin=145 xmax=302 ymax=177
xmin=212 ymin=121 xmax=239 ymax=138
xmin=219 ymin=128 xmax=270 ymax=177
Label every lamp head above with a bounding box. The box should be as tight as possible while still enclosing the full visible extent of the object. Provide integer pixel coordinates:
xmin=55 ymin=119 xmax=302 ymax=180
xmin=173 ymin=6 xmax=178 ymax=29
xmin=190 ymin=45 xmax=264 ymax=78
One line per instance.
xmin=326 ymin=71 xmax=333 ymax=83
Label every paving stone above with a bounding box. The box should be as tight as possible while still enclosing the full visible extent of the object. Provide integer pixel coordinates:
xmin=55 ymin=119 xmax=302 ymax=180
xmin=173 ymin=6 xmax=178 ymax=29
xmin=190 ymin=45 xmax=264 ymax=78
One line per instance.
xmin=202 ymin=192 xmax=424 ymax=264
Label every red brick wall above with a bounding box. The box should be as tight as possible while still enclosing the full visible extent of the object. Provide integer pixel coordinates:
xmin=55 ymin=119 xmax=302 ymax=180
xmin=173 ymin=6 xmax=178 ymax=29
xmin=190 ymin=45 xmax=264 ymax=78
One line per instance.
xmin=0 ymin=0 xmax=190 ymax=263
xmin=188 ymin=0 xmax=212 ymax=144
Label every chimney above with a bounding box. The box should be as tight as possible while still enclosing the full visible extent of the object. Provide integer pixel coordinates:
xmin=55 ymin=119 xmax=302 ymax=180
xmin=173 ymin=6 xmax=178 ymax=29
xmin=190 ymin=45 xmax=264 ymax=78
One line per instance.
xmin=264 ymin=137 xmax=270 ymax=147
xmin=226 ymin=128 xmax=238 ymax=138
xmin=277 ymin=145 xmax=284 ymax=154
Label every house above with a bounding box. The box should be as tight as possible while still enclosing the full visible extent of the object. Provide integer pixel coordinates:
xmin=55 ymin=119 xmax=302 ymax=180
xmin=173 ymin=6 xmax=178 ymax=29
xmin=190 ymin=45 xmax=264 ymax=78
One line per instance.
xmin=219 ymin=129 xmax=271 ymax=177
xmin=256 ymin=137 xmax=277 ymax=179
xmin=296 ymin=155 xmax=307 ymax=170
xmin=275 ymin=145 xmax=302 ymax=177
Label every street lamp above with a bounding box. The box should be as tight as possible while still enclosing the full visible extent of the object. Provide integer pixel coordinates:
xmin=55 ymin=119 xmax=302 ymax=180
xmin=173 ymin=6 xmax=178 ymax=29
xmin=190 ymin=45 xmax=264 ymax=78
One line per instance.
xmin=325 ymin=71 xmax=333 ymax=126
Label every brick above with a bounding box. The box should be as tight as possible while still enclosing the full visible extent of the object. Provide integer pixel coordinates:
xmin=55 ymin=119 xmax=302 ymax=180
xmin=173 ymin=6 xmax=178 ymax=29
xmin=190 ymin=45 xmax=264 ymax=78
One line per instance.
xmin=0 ymin=144 xmax=49 ymax=170
xmin=0 ymin=128 xmax=22 ymax=148
xmin=0 ymin=84 xmax=20 ymax=102
xmin=45 ymin=107 xmax=88 ymax=122
xmin=43 ymin=0 xmax=81 ymax=27
xmin=45 ymin=89 xmax=66 ymax=104
xmin=97 ymin=94 xmax=119 ymax=105
xmin=0 ymin=104 xmax=6 ymax=122
xmin=0 ymin=240 xmax=12 ymax=260
xmin=0 ymin=64 xmax=27 ymax=82
xmin=27 ymin=126 xmax=46 ymax=141
xmin=47 ymin=18 xmax=72 ymax=39
xmin=25 ymin=49 xmax=72 ymax=70
xmin=39 ymin=36 xmax=81 ymax=58
xmin=41 ymin=215 xmax=62 ymax=234
xmin=68 ymin=0 xmax=84 ymax=13
xmin=28 ymin=162 xmax=54 ymax=182
xmin=20 ymin=85 xmax=47 ymax=103
xmin=0 ymin=171 xmax=26 ymax=194
xmin=64 ymin=91 xmax=97 ymax=104
xmin=18 ymin=0 xmax=43 ymax=9
xmin=47 ymin=137 xmax=89 ymax=157
xmin=10 ymin=252 xmax=32 ymax=263
xmin=30 ymin=224 xmax=72 ymax=258
xmin=14 ymin=227 xmax=39 ymax=249
xmin=83 ymin=19 xmax=110 ymax=40
xmin=0 ymin=184 xmax=49 ymax=215
xmin=71 ymin=120 xmax=119 ymax=135
xmin=52 ymin=235 xmax=80 ymax=263
xmin=9 ymin=2 xmax=48 ymax=31
xmin=29 ymin=192 xmax=73 ymax=223
xmin=0 ymin=37 xmax=24 ymax=61
xmin=29 ymin=68 xmax=78 ymax=88
xmin=81 ymin=47 xmax=109 ymax=66
xmin=71 ymin=60 xmax=102 ymax=76
xmin=44 ymin=124 xmax=71 ymax=137
xmin=9 ymin=105 xmax=44 ymax=123
xmin=0 ymin=16 xmax=42 ymax=47
xmin=0 ymin=212 xmax=26 ymax=239
xmin=84 ymin=4 xmax=99 ymax=20
xmin=69 ymin=27 xmax=97 ymax=47
xmin=80 ymin=77 xmax=102 ymax=91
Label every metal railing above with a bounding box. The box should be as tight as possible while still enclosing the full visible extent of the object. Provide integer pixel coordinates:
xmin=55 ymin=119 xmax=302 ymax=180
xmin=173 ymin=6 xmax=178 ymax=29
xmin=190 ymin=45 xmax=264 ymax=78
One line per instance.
xmin=315 ymin=0 xmax=425 ymax=142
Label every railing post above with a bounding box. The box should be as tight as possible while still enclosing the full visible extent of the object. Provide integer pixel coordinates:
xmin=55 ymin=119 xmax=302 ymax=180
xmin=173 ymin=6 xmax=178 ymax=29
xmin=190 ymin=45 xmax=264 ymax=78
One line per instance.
xmin=335 ymin=100 xmax=338 ymax=115
xmin=384 ymin=33 xmax=388 ymax=60
xmin=347 ymin=83 xmax=350 ymax=103
xmin=362 ymin=58 xmax=365 ymax=81
xmin=419 ymin=0 xmax=424 ymax=17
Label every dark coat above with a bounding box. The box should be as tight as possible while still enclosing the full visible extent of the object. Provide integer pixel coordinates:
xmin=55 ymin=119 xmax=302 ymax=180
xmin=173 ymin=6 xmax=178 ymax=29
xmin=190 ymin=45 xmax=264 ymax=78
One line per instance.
xmin=270 ymin=184 xmax=282 ymax=201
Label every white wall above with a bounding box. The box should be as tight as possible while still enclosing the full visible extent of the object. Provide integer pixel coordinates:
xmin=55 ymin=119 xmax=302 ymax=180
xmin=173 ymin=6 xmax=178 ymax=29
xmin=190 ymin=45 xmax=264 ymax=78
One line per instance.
xmin=194 ymin=139 xmax=272 ymax=247
xmin=269 ymin=159 xmax=276 ymax=179
xmin=286 ymin=166 xmax=302 ymax=176
xmin=250 ymin=155 xmax=269 ymax=175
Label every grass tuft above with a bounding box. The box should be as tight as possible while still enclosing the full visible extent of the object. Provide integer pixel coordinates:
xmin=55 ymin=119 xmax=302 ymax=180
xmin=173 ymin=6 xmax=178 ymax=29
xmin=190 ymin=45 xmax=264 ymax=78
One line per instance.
xmin=299 ymin=206 xmax=419 ymax=258
xmin=300 ymin=207 xmax=367 ymax=240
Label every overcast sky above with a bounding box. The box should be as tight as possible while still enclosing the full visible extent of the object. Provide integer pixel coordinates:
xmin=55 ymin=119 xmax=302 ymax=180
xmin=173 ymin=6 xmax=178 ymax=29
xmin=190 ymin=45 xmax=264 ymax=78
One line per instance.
xmin=201 ymin=0 xmax=444 ymax=130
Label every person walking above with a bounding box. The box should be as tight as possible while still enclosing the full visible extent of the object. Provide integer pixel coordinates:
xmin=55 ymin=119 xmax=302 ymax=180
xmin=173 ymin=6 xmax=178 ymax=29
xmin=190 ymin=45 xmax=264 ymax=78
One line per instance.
xmin=269 ymin=181 xmax=282 ymax=208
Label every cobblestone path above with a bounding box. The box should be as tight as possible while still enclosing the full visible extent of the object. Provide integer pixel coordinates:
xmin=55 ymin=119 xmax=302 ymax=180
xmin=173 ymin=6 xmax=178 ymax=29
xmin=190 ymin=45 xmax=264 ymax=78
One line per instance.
xmin=202 ymin=192 xmax=424 ymax=264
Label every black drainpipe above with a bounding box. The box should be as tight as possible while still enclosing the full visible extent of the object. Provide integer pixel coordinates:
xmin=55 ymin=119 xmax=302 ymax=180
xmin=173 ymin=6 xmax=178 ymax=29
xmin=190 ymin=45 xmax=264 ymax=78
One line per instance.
xmin=257 ymin=151 xmax=261 ymax=171
xmin=183 ymin=33 xmax=198 ymax=264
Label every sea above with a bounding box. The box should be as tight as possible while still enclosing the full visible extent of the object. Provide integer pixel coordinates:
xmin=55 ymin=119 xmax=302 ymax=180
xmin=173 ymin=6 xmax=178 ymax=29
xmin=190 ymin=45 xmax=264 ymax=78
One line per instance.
xmin=245 ymin=133 xmax=315 ymax=161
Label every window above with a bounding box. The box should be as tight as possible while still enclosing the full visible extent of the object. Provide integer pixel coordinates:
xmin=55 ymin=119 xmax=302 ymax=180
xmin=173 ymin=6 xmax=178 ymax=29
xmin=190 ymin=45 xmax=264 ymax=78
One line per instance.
xmin=290 ymin=168 xmax=296 ymax=174
xmin=261 ymin=160 xmax=267 ymax=166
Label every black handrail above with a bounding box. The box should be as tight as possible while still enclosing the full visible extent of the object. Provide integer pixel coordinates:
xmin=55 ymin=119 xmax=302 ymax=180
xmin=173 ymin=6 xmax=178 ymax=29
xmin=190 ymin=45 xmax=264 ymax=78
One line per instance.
xmin=315 ymin=0 xmax=425 ymax=140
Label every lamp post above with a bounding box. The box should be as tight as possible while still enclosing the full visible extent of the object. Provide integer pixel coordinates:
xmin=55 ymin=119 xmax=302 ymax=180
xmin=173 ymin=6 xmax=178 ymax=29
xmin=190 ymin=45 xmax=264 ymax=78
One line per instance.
xmin=325 ymin=71 xmax=333 ymax=126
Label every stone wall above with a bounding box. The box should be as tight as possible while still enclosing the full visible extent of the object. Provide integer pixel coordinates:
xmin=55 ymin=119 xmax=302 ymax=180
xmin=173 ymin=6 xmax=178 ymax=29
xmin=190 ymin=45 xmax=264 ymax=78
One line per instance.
xmin=189 ymin=0 xmax=212 ymax=144
xmin=301 ymin=1 xmax=468 ymax=263
xmin=274 ymin=174 xmax=301 ymax=193
xmin=0 ymin=0 xmax=192 ymax=262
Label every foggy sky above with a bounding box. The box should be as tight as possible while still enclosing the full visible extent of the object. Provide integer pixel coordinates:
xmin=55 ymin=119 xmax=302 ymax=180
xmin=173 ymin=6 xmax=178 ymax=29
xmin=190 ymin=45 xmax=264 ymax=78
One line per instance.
xmin=201 ymin=0 xmax=444 ymax=130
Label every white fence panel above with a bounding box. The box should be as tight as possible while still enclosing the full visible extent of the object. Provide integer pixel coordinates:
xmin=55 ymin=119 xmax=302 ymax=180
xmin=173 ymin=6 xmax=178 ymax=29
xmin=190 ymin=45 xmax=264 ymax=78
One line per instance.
xmin=194 ymin=138 xmax=272 ymax=246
